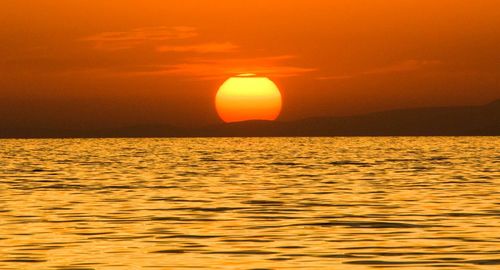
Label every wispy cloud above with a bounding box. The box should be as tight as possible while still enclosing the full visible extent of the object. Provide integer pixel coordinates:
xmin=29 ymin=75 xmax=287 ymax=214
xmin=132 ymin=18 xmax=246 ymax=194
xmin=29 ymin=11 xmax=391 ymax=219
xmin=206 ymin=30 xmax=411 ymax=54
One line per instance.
xmin=316 ymin=74 xmax=355 ymax=80
xmin=81 ymin=27 xmax=315 ymax=79
xmin=318 ymin=60 xmax=441 ymax=80
xmin=363 ymin=60 xmax=441 ymax=75
xmin=82 ymin=26 xmax=198 ymax=50
xmin=156 ymin=42 xmax=239 ymax=53
xmin=127 ymin=55 xmax=316 ymax=79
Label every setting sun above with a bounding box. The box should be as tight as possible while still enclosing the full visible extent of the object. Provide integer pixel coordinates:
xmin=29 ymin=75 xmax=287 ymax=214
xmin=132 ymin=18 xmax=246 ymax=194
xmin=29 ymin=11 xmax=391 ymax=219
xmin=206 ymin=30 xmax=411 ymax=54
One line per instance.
xmin=1 ymin=1 xmax=499 ymax=270
xmin=215 ymin=74 xmax=282 ymax=123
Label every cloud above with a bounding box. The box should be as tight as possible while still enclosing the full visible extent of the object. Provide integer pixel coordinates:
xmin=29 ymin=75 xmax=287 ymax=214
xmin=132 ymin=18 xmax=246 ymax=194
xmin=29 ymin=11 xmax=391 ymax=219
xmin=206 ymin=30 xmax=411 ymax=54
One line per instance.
xmin=126 ymin=55 xmax=316 ymax=79
xmin=81 ymin=27 xmax=315 ymax=79
xmin=82 ymin=26 xmax=198 ymax=50
xmin=362 ymin=60 xmax=442 ymax=75
xmin=156 ymin=42 xmax=239 ymax=53
xmin=318 ymin=60 xmax=442 ymax=80
xmin=316 ymin=74 xmax=355 ymax=80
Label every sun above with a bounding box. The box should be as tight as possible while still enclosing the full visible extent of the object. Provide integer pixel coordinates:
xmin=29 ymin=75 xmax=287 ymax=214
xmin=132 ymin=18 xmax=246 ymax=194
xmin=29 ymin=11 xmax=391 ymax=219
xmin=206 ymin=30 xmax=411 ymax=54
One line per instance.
xmin=215 ymin=74 xmax=282 ymax=123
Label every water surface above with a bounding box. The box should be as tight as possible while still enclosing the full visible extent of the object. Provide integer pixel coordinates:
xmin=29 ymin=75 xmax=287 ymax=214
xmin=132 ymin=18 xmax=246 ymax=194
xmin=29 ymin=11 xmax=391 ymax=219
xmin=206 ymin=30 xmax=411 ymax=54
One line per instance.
xmin=0 ymin=137 xmax=499 ymax=269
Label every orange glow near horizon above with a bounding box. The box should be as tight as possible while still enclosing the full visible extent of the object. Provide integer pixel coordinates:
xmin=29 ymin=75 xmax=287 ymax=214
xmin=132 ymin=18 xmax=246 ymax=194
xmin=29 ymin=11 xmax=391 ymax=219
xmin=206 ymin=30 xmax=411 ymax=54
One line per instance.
xmin=1 ymin=1 xmax=499 ymax=129
xmin=215 ymin=74 xmax=282 ymax=123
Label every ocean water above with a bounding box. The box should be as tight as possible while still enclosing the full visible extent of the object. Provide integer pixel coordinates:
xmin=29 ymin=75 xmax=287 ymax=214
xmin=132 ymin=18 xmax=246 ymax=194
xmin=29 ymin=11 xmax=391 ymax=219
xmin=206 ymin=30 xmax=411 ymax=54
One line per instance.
xmin=0 ymin=137 xmax=499 ymax=270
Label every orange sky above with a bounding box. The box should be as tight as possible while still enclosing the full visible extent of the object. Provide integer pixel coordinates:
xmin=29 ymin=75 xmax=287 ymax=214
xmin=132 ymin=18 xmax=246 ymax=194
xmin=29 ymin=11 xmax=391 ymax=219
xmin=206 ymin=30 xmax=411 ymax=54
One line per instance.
xmin=1 ymin=0 xmax=499 ymax=129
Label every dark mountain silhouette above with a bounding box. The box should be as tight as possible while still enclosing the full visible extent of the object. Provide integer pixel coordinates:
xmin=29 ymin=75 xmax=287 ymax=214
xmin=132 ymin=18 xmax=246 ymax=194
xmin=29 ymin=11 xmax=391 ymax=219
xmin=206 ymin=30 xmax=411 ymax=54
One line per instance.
xmin=196 ymin=99 xmax=500 ymax=137
xmin=0 ymin=124 xmax=187 ymax=138
xmin=1 ymin=99 xmax=499 ymax=138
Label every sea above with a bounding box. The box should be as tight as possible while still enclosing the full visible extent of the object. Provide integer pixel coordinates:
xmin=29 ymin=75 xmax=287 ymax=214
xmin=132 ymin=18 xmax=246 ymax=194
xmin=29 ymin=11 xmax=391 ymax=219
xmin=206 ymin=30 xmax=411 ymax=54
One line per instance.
xmin=0 ymin=137 xmax=498 ymax=270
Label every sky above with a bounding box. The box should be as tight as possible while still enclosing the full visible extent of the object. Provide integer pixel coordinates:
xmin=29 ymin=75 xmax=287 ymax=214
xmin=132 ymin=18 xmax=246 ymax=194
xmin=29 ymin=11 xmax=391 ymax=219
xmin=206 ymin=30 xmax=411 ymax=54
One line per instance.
xmin=1 ymin=0 xmax=499 ymax=129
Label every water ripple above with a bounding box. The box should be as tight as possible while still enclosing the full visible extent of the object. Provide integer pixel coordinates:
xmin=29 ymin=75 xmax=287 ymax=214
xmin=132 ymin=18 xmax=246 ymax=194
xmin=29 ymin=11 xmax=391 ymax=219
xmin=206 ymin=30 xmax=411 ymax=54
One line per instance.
xmin=0 ymin=137 xmax=498 ymax=269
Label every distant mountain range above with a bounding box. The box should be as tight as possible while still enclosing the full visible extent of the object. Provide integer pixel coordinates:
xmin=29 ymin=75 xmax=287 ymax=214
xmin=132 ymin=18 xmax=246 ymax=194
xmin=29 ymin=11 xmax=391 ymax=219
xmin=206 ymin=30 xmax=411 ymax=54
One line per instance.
xmin=1 ymin=99 xmax=499 ymax=138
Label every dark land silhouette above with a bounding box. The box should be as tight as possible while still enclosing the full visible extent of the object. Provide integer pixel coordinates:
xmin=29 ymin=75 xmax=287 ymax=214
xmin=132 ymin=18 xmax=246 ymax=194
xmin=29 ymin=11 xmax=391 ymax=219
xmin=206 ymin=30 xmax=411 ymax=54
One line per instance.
xmin=1 ymin=99 xmax=499 ymax=138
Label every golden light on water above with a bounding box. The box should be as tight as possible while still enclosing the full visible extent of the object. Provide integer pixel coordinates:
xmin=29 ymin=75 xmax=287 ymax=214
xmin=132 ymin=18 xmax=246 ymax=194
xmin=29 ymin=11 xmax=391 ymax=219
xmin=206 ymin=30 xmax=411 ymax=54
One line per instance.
xmin=1 ymin=138 xmax=499 ymax=269
xmin=215 ymin=74 xmax=282 ymax=123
